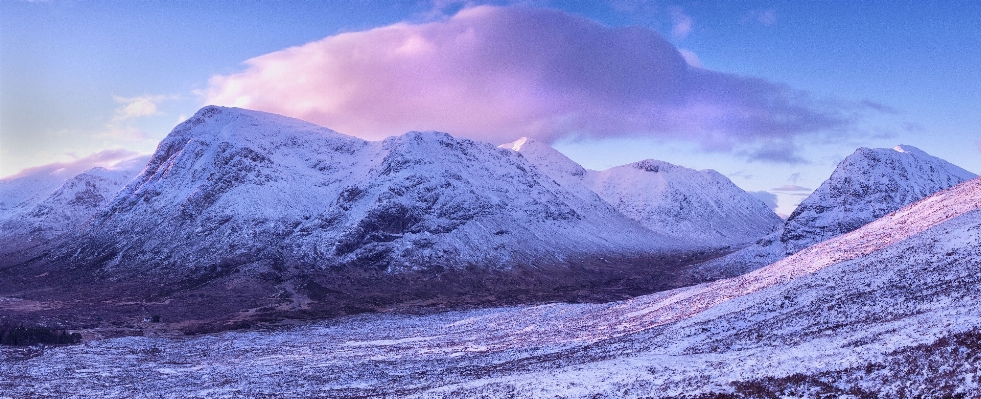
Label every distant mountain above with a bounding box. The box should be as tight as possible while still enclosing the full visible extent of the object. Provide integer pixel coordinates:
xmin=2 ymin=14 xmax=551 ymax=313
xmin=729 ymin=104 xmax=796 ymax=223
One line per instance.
xmin=0 ymin=156 xmax=148 ymax=257
xmin=502 ymin=137 xmax=782 ymax=247
xmin=693 ymin=144 xmax=977 ymax=280
xmin=39 ymin=106 xmax=681 ymax=278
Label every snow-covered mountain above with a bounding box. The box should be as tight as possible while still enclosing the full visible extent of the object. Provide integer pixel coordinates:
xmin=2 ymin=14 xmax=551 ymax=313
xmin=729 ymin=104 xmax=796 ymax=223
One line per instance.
xmin=51 ymin=106 xmax=677 ymax=279
xmin=8 ymin=176 xmax=981 ymax=397
xmin=502 ymin=137 xmax=782 ymax=247
xmin=0 ymin=155 xmax=148 ymax=256
xmin=693 ymin=144 xmax=976 ymax=280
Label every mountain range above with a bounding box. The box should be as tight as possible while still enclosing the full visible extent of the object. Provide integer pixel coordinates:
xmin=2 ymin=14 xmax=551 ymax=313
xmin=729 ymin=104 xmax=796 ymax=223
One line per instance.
xmin=5 ymin=163 xmax=980 ymax=397
xmin=0 ymin=106 xmax=975 ymax=335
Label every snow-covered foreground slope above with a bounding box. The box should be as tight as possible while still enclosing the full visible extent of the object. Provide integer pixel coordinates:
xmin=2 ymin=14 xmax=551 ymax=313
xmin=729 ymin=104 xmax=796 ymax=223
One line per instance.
xmin=0 ymin=156 xmax=148 ymax=256
xmin=502 ymin=137 xmax=781 ymax=247
xmin=694 ymin=144 xmax=976 ymax=280
xmin=6 ymin=177 xmax=980 ymax=398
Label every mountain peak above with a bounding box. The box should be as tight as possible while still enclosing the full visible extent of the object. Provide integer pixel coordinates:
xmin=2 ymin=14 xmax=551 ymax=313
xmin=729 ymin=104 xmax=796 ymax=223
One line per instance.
xmin=501 ymin=137 xmax=533 ymax=151
xmin=628 ymin=159 xmax=682 ymax=173
xmin=892 ymin=144 xmax=928 ymax=156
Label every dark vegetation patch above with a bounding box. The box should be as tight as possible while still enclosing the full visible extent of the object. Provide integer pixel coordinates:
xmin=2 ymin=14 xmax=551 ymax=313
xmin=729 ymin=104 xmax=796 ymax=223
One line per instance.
xmin=662 ymin=328 xmax=981 ymax=399
xmin=0 ymin=324 xmax=82 ymax=346
xmin=0 ymin=249 xmax=729 ymax=336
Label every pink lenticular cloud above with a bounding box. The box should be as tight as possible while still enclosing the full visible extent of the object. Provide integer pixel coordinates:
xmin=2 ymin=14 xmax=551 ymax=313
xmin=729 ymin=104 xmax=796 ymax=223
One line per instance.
xmin=205 ymin=6 xmax=852 ymax=149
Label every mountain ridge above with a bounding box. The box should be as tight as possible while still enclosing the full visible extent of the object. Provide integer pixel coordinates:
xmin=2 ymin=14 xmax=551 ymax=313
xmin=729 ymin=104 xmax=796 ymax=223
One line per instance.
xmin=692 ymin=144 xmax=977 ymax=280
xmin=501 ymin=137 xmax=782 ymax=247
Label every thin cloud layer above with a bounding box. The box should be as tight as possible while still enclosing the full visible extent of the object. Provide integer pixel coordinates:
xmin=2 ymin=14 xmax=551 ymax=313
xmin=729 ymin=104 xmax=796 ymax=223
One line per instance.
xmin=112 ymin=95 xmax=169 ymax=122
xmin=205 ymin=6 xmax=854 ymax=149
xmin=772 ymin=184 xmax=812 ymax=193
xmin=2 ymin=149 xmax=144 ymax=181
xmin=670 ymin=7 xmax=693 ymax=38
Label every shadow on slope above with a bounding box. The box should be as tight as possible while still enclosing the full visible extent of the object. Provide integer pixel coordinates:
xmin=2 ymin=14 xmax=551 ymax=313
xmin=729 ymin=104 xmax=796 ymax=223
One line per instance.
xmin=0 ymin=249 xmax=728 ymax=336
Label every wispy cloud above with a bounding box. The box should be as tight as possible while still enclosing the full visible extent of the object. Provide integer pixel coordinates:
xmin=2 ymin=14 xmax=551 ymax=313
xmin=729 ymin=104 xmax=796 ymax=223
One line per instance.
xmin=772 ymin=184 xmax=812 ymax=193
xmin=111 ymin=95 xmax=171 ymax=122
xmin=860 ymin=99 xmax=899 ymax=114
xmin=678 ymin=48 xmax=702 ymax=67
xmin=746 ymin=9 xmax=776 ymax=25
xmin=2 ymin=149 xmax=145 ymax=181
xmin=204 ymin=6 xmax=860 ymax=155
xmin=670 ymin=7 xmax=693 ymax=38
xmin=903 ymin=122 xmax=925 ymax=133
xmin=744 ymin=140 xmax=809 ymax=164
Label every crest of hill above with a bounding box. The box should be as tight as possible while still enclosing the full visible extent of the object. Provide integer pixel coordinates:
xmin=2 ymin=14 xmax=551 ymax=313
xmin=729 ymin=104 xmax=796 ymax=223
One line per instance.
xmin=501 ymin=137 xmax=782 ymax=247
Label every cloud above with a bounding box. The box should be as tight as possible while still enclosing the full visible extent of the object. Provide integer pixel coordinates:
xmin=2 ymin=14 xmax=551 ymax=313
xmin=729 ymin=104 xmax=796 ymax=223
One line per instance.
xmin=860 ymin=99 xmax=899 ymax=114
xmin=204 ymin=6 xmax=856 ymax=150
xmin=3 ymin=149 xmax=145 ymax=181
xmin=903 ymin=122 xmax=925 ymax=133
xmin=755 ymin=10 xmax=776 ymax=25
xmin=670 ymin=7 xmax=693 ymax=38
xmin=744 ymin=140 xmax=809 ymax=164
xmin=678 ymin=48 xmax=703 ymax=68
xmin=772 ymin=184 xmax=812 ymax=193
xmin=748 ymin=191 xmax=778 ymax=210
xmin=112 ymin=95 xmax=167 ymax=122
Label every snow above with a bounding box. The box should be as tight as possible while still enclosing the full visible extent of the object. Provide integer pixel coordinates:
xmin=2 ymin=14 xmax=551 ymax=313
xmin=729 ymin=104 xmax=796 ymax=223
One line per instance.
xmin=3 ymin=108 xmax=980 ymax=396
xmin=694 ymin=144 xmax=977 ymax=280
xmin=4 ymin=177 xmax=980 ymax=397
xmin=0 ymin=155 xmax=149 ymax=257
xmin=23 ymin=107 xmax=679 ymax=275
xmin=501 ymin=137 xmax=782 ymax=247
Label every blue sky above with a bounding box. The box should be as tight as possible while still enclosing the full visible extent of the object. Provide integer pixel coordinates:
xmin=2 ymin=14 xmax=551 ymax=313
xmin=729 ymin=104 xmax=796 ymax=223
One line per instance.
xmin=2 ymin=0 xmax=979 ymax=216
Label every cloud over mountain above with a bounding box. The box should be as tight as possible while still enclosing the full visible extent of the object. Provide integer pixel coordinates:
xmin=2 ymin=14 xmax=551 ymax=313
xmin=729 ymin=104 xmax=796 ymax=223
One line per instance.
xmin=205 ymin=6 xmax=854 ymax=150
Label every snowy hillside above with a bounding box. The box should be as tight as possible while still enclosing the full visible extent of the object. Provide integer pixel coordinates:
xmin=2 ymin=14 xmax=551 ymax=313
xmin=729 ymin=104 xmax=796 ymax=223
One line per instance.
xmin=502 ymin=137 xmax=781 ymax=247
xmin=52 ymin=106 xmax=676 ymax=278
xmin=0 ymin=156 xmax=148 ymax=256
xmin=6 ymin=177 xmax=980 ymax=397
xmin=693 ymin=144 xmax=976 ymax=280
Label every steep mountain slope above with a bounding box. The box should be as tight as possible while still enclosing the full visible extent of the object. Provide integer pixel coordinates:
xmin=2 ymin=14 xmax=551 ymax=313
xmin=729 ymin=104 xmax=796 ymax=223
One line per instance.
xmin=0 ymin=107 xmax=711 ymax=331
xmin=502 ymin=137 xmax=781 ymax=247
xmin=55 ymin=106 xmax=674 ymax=279
xmin=7 ymin=177 xmax=981 ymax=397
xmin=0 ymin=156 xmax=149 ymax=257
xmin=782 ymin=144 xmax=975 ymax=252
xmin=693 ymin=144 xmax=976 ymax=280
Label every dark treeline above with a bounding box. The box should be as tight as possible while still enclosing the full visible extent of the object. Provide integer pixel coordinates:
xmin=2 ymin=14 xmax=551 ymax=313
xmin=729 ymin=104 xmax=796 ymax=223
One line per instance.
xmin=0 ymin=324 xmax=82 ymax=346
